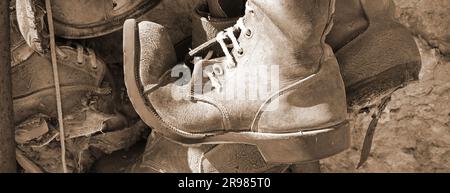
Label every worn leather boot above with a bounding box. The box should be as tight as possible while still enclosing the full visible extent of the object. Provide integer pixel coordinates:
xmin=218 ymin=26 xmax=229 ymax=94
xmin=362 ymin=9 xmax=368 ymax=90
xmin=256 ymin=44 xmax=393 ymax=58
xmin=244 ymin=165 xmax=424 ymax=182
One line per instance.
xmin=10 ymin=8 xmax=108 ymax=124
xmin=190 ymin=0 xmax=421 ymax=106
xmin=124 ymin=0 xmax=350 ymax=164
xmin=327 ymin=0 xmax=421 ymax=105
xmin=15 ymin=0 xmax=161 ymax=52
xmin=129 ymin=0 xmax=421 ymax=173
xmin=129 ymin=0 xmax=288 ymax=173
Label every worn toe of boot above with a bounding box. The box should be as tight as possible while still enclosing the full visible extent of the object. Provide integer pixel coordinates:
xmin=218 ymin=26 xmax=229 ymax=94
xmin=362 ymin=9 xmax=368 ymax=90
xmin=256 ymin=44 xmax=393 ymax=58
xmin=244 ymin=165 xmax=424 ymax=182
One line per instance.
xmin=124 ymin=19 xmax=190 ymax=139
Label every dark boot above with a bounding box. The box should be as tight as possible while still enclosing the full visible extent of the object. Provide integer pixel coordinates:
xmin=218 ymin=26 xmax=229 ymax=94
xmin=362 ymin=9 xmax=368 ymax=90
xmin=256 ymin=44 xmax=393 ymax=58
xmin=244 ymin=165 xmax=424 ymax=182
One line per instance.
xmin=327 ymin=0 xmax=421 ymax=105
xmin=15 ymin=0 xmax=161 ymax=51
xmin=10 ymin=8 xmax=107 ymax=124
xmin=192 ymin=0 xmax=245 ymax=47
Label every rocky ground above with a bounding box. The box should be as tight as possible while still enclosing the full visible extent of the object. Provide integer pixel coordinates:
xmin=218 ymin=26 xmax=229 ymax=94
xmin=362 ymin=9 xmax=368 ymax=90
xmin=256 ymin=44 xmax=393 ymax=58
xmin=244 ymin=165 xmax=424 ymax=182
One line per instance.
xmin=322 ymin=0 xmax=450 ymax=173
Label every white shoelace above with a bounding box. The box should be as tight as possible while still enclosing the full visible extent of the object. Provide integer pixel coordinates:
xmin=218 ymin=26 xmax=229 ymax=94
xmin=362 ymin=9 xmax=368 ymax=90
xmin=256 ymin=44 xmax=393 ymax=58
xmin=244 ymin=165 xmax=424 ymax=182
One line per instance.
xmin=216 ymin=18 xmax=249 ymax=69
xmin=192 ymin=2 xmax=254 ymax=93
xmin=193 ymin=18 xmax=249 ymax=93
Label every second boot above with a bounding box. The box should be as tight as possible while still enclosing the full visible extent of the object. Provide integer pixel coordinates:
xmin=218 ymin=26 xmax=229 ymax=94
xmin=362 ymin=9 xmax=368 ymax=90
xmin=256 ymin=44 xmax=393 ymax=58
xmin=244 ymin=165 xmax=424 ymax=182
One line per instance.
xmin=328 ymin=0 xmax=421 ymax=105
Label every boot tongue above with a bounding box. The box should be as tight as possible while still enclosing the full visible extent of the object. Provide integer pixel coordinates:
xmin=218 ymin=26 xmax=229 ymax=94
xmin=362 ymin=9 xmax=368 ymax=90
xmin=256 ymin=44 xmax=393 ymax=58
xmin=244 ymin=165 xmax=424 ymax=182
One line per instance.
xmin=207 ymin=0 xmax=245 ymax=18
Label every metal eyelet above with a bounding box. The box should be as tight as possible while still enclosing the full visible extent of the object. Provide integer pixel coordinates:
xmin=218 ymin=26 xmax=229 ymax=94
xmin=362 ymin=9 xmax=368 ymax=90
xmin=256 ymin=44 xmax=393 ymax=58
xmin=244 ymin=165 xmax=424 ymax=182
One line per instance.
xmin=249 ymin=9 xmax=255 ymax=16
xmin=244 ymin=29 xmax=253 ymax=39
xmin=213 ymin=64 xmax=224 ymax=76
xmin=237 ymin=48 xmax=245 ymax=57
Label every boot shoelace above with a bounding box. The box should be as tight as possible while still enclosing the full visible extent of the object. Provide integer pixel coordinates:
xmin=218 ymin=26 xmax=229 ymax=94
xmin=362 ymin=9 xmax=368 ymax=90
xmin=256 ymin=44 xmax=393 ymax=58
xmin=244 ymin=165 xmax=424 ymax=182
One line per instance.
xmin=185 ymin=6 xmax=254 ymax=130
xmin=191 ymin=6 xmax=253 ymax=93
xmin=216 ymin=17 xmax=249 ymax=69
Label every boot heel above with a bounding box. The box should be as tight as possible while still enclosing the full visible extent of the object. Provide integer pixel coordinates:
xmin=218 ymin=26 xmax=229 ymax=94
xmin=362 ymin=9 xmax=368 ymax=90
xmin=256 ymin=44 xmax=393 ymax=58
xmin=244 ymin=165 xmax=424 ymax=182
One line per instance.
xmin=254 ymin=122 xmax=351 ymax=164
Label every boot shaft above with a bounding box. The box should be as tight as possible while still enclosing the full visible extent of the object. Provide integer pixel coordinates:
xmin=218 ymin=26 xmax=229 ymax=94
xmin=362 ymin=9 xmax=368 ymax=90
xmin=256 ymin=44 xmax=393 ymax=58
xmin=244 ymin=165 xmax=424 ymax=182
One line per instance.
xmin=207 ymin=0 xmax=245 ymax=18
xmin=327 ymin=0 xmax=397 ymax=50
xmin=248 ymin=0 xmax=335 ymax=46
xmin=191 ymin=1 xmax=242 ymax=48
xmin=235 ymin=0 xmax=336 ymax=84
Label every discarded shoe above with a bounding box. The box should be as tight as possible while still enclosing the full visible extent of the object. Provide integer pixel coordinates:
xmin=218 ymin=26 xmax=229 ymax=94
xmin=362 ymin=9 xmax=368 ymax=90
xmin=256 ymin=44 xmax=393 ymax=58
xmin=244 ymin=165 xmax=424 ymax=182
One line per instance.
xmin=15 ymin=0 xmax=161 ymax=49
xmin=327 ymin=0 xmax=422 ymax=105
xmin=11 ymin=8 xmax=108 ymax=124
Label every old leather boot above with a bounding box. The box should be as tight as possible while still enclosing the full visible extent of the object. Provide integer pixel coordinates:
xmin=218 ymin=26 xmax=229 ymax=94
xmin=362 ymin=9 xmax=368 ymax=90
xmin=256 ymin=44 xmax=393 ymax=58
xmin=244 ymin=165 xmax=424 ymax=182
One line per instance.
xmin=15 ymin=0 xmax=161 ymax=52
xmin=327 ymin=0 xmax=421 ymax=105
xmin=125 ymin=0 xmax=350 ymax=164
xmin=129 ymin=0 xmax=289 ymax=173
xmin=129 ymin=0 xmax=286 ymax=173
xmin=10 ymin=8 xmax=107 ymax=124
xmin=130 ymin=0 xmax=422 ymax=172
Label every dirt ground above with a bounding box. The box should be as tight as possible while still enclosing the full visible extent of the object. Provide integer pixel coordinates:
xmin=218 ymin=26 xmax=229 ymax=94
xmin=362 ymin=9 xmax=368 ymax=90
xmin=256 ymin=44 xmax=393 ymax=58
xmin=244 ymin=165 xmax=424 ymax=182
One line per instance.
xmin=322 ymin=0 xmax=450 ymax=173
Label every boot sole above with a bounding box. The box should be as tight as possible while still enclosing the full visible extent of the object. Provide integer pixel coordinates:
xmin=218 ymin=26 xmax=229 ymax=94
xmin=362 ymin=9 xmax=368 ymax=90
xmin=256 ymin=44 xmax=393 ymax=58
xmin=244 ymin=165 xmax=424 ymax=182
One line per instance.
xmin=124 ymin=19 xmax=350 ymax=164
xmin=346 ymin=60 xmax=421 ymax=106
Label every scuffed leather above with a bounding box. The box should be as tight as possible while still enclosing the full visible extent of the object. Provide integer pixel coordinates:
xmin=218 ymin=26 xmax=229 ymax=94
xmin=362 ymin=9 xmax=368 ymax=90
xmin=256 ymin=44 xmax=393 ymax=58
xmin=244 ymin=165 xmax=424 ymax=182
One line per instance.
xmin=12 ymin=45 xmax=106 ymax=124
xmin=137 ymin=22 xmax=177 ymax=88
xmin=11 ymin=5 xmax=108 ymax=124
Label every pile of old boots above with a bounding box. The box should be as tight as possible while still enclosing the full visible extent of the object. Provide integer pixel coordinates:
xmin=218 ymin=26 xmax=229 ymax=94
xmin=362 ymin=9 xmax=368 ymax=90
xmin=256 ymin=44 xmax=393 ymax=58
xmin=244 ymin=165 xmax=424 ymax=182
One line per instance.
xmin=10 ymin=0 xmax=421 ymax=173
xmin=123 ymin=0 xmax=421 ymax=173
xmin=11 ymin=0 xmax=190 ymax=173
